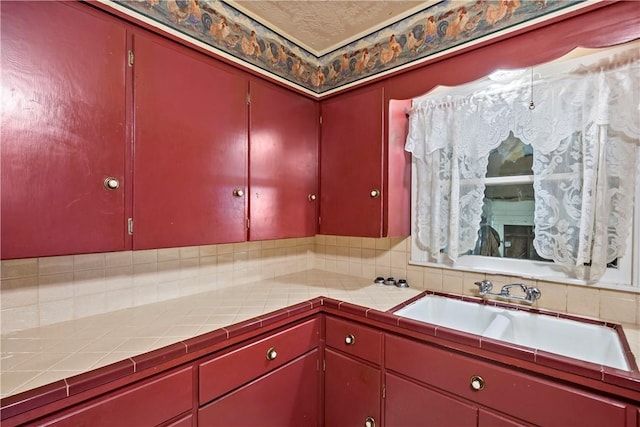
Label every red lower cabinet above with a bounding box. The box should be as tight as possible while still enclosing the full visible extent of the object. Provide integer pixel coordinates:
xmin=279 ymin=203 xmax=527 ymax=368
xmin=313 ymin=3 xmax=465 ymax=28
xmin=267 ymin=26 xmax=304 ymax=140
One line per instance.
xmin=30 ymin=367 xmax=193 ymax=427
xmin=324 ymin=349 xmax=381 ymax=427
xmin=3 ymin=312 xmax=638 ymax=427
xmin=385 ymin=373 xmax=477 ymax=427
xmin=385 ymin=334 xmax=632 ymax=427
xmin=197 ymin=318 xmax=320 ymax=426
xmin=198 ymin=351 xmax=319 ymax=426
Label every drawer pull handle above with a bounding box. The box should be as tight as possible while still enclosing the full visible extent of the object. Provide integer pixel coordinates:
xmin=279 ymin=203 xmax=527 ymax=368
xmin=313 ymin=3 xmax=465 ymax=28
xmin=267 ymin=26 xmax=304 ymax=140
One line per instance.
xmin=104 ymin=177 xmax=120 ymax=190
xmin=233 ymin=188 xmax=244 ymax=197
xmin=345 ymin=334 xmax=356 ymax=345
xmin=365 ymin=416 xmax=375 ymax=427
xmin=266 ymin=347 xmax=277 ymax=361
xmin=369 ymin=189 xmax=380 ymax=198
xmin=470 ymin=375 xmax=485 ymax=391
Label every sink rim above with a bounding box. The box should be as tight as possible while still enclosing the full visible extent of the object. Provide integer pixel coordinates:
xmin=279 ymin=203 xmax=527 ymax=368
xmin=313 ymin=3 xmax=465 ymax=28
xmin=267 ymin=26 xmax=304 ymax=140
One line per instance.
xmin=389 ymin=290 xmax=638 ymax=373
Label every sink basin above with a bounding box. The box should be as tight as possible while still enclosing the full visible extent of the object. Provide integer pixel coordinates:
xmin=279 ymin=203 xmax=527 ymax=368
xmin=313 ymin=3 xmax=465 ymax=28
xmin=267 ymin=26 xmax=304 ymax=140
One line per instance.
xmin=393 ymin=294 xmax=632 ymax=371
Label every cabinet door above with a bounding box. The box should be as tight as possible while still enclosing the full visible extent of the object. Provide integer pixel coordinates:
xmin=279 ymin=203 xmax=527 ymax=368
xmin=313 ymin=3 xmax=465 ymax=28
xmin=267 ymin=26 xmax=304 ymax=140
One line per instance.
xmin=133 ymin=32 xmax=248 ymax=249
xmin=324 ymin=349 xmax=381 ymax=427
xmin=320 ymin=86 xmax=384 ymax=237
xmin=249 ymin=80 xmax=318 ymax=240
xmin=1 ymin=1 xmax=128 ymax=259
xmin=199 ymin=351 xmax=319 ymax=426
xmin=385 ymin=373 xmax=477 ymax=427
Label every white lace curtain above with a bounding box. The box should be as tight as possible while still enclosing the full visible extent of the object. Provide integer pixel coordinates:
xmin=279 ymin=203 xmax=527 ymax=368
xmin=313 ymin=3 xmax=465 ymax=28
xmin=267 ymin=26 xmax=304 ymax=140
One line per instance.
xmin=406 ymin=57 xmax=639 ymax=281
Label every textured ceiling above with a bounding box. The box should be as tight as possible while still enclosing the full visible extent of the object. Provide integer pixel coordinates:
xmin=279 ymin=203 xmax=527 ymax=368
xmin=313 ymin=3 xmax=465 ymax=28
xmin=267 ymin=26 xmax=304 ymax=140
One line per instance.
xmin=229 ymin=1 xmax=431 ymax=55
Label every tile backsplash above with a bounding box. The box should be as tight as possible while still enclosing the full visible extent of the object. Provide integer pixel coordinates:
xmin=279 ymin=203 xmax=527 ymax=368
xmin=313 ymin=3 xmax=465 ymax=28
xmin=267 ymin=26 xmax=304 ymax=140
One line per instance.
xmin=1 ymin=238 xmax=314 ymax=334
xmin=311 ymin=235 xmax=640 ymax=327
xmin=2 ymin=235 xmax=638 ymax=334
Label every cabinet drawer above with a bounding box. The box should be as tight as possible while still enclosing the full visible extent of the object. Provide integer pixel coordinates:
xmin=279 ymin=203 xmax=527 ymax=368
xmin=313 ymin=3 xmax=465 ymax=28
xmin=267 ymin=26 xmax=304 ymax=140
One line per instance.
xmin=34 ymin=367 xmax=193 ymax=427
xmin=199 ymin=318 xmax=319 ymax=405
xmin=386 ymin=334 xmax=629 ymax=427
xmin=325 ymin=316 xmax=382 ymax=364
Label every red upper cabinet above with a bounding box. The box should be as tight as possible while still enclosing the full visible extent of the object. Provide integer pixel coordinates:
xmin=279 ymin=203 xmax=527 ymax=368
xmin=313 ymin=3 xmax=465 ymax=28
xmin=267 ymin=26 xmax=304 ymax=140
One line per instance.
xmin=0 ymin=1 xmax=129 ymax=259
xmin=132 ymin=32 xmax=249 ymax=249
xmin=319 ymin=86 xmax=411 ymax=237
xmin=320 ymin=86 xmax=384 ymax=237
xmin=248 ymin=80 xmax=319 ymax=240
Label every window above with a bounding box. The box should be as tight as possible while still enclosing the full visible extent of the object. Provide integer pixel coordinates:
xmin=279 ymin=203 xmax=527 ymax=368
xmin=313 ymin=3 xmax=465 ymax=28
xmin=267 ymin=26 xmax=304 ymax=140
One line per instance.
xmin=471 ymin=134 xmax=539 ymax=260
xmin=406 ymin=43 xmax=639 ymax=289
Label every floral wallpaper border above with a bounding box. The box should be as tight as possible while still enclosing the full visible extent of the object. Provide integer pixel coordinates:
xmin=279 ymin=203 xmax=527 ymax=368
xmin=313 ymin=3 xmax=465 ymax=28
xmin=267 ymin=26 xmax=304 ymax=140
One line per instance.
xmin=112 ymin=0 xmax=584 ymax=94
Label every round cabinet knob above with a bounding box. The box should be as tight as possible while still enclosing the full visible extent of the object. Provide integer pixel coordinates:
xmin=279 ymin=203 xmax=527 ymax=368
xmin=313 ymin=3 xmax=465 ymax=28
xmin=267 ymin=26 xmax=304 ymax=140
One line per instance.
xmin=365 ymin=416 xmax=376 ymax=427
xmin=308 ymin=194 xmax=317 ymax=201
xmin=266 ymin=347 xmax=277 ymax=361
xmin=345 ymin=334 xmax=356 ymax=345
xmin=233 ymin=188 xmax=244 ymax=197
xmin=470 ymin=375 xmax=485 ymax=391
xmin=104 ymin=177 xmax=119 ymax=190
xmin=369 ymin=189 xmax=380 ymax=198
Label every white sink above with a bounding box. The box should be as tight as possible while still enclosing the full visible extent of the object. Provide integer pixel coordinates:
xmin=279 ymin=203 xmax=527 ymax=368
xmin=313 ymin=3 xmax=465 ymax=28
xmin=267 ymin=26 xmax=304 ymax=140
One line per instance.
xmin=393 ymin=294 xmax=631 ymax=371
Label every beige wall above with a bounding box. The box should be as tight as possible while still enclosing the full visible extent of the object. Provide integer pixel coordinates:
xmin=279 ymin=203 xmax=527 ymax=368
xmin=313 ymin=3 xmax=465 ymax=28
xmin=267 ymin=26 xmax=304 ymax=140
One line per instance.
xmin=2 ymin=235 xmax=638 ymax=335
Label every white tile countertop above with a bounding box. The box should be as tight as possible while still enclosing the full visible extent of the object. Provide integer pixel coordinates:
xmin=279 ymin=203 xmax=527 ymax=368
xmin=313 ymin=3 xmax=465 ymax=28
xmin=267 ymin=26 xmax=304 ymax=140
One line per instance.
xmin=0 ymin=270 xmax=420 ymax=398
xmin=2 ymin=269 xmax=639 ymax=399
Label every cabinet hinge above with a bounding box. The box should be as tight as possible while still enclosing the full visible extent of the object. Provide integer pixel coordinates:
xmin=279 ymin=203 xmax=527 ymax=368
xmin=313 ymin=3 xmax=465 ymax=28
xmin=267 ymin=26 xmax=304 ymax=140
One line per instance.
xmin=246 ymin=92 xmax=251 ymax=105
xmin=319 ymin=115 xmax=322 ymax=125
xmin=128 ymin=50 xmax=134 ymax=67
xmin=246 ymin=218 xmax=250 ymax=229
xmin=323 ymin=359 xmax=326 ymax=372
xmin=382 ymin=384 xmax=386 ymax=399
xmin=127 ymin=218 xmax=134 ymax=235
xmin=318 ymin=216 xmax=321 ymax=226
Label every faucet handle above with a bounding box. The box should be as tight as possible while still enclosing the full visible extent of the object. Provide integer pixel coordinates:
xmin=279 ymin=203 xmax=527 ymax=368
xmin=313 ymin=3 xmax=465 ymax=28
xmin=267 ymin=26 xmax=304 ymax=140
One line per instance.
xmin=473 ymin=280 xmax=493 ymax=295
xmin=526 ymin=287 xmax=542 ymax=302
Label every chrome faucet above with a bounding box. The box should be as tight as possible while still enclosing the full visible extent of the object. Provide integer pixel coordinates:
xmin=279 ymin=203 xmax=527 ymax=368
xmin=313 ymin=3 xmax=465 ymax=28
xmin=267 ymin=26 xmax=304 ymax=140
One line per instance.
xmin=500 ymin=283 xmax=528 ymax=296
xmin=473 ymin=280 xmax=541 ymax=305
